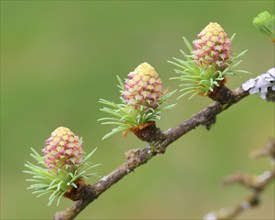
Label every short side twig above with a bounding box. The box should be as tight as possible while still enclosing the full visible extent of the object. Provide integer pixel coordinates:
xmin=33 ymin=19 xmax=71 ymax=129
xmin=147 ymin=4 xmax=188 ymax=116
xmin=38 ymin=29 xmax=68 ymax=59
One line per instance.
xmin=204 ymin=139 xmax=275 ymax=220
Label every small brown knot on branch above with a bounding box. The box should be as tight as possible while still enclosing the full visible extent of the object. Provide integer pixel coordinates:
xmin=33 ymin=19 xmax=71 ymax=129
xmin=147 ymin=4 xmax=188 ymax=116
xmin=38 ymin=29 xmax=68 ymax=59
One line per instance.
xmin=201 ymin=114 xmax=217 ymax=130
xmin=125 ymin=148 xmax=142 ymax=161
xmin=125 ymin=147 xmax=152 ymax=170
xmin=208 ymin=84 xmax=234 ymax=105
xmin=201 ymin=84 xmax=233 ymax=130
xmin=130 ymin=122 xmax=166 ymax=153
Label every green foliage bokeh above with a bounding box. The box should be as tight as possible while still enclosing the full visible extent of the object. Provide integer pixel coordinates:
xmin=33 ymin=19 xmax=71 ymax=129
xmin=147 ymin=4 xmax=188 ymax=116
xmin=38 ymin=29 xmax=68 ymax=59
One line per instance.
xmin=1 ymin=1 xmax=274 ymax=219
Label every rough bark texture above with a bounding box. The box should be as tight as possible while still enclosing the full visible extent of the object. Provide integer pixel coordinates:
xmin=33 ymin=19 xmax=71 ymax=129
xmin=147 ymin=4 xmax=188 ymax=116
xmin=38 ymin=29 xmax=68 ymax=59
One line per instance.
xmin=208 ymin=84 xmax=234 ymax=104
xmin=53 ymin=85 xmax=250 ymax=220
xmin=132 ymin=122 xmax=167 ymax=153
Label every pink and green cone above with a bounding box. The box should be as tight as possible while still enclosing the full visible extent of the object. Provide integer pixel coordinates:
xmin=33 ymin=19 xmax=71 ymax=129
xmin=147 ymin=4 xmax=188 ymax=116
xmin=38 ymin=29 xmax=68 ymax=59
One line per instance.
xmin=99 ymin=62 xmax=176 ymax=140
xmin=43 ymin=126 xmax=84 ymax=171
xmin=193 ymin=22 xmax=233 ymax=70
xmin=24 ymin=126 xmax=98 ymax=206
xmin=169 ymin=22 xmax=247 ymax=100
xmin=122 ymin=62 xmax=164 ymax=109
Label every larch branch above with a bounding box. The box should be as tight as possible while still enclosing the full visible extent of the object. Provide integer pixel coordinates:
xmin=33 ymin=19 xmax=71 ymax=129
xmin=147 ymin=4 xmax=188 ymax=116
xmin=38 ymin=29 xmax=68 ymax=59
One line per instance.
xmin=53 ymin=83 xmax=250 ymax=220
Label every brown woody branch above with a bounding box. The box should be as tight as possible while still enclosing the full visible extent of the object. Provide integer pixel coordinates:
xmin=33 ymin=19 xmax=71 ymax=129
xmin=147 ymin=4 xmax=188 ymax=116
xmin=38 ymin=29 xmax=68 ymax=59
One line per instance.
xmin=53 ymin=85 xmax=249 ymax=220
xmin=204 ymin=139 xmax=275 ymax=220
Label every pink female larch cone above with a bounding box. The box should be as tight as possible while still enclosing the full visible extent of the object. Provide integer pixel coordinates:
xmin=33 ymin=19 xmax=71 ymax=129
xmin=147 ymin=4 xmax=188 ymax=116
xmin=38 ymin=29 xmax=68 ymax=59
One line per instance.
xmin=122 ymin=62 xmax=164 ymax=109
xmin=193 ymin=22 xmax=233 ymax=70
xmin=43 ymin=127 xmax=84 ymax=171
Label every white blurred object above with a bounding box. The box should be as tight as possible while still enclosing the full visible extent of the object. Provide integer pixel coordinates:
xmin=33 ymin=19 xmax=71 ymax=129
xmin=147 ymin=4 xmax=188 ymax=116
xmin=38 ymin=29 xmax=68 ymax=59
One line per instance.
xmin=204 ymin=212 xmax=217 ymax=220
xmin=242 ymin=67 xmax=275 ymax=101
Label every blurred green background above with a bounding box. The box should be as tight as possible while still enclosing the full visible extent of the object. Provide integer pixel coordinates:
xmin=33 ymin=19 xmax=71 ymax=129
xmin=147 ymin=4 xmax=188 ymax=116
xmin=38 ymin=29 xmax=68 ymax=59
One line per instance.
xmin=1 ymin=1 xmax=274 ymax=219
